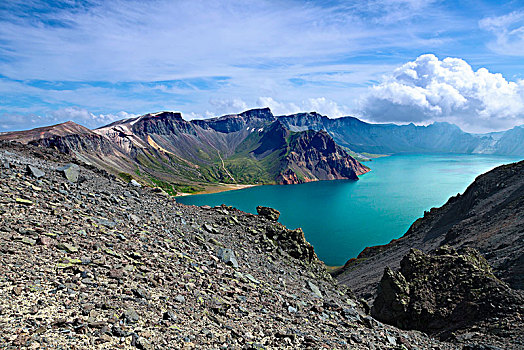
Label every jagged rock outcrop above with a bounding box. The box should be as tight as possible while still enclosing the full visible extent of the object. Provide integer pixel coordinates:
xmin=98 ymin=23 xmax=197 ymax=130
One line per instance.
xmin=256 ymin=206 xmax=280 ymax=221
xmin=336 ymin=160 xmax=524 ymax=300
xmin=264 ymin=224 xmax=317 ymax=263
xmin=277 ymin=129 xmax=369 ymax=184
xmin=372 ymin=247 xmax=524 ymax=344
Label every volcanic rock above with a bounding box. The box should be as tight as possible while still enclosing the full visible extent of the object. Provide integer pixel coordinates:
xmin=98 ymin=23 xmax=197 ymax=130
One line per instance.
xmin=26 ymin=165 xmax=45 ymax=178
xmin=372 ymin=247 xmax=524 ymax=342
xmin=57 ymin=163 xmax=80 ymax=183
xmin=256 ymin=206 xmax=280 ymax=221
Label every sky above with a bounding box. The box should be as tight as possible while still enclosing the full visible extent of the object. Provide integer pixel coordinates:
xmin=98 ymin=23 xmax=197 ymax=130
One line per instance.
xmin=0 ymin=0 xmax=524 ymax=133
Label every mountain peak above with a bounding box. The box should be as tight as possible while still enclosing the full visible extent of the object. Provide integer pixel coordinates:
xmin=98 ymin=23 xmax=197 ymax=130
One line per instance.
xmin=239 ymin=107 xmax=274 ymax=120
xmin=0 ymin=120 xmax=94 ymax=144
xmin=143 ymin=111 xmax=183 ymax=120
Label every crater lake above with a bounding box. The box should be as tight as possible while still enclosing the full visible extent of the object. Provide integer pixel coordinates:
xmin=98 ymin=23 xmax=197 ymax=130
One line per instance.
xmin=177 ymin=154 xmax=522 ymax=266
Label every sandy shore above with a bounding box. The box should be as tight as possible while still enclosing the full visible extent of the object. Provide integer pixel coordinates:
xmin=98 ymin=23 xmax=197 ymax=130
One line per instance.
xmin=177 ymin=183 xmax=259 ymax=196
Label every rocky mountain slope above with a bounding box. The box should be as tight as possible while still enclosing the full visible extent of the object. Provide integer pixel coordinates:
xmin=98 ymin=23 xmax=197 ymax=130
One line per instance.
xmin=333 ymin=159 xmax=524 ymax=348
xmin=0 ymin=141 xmax=460 ymax=349
xmin=279 ymin=112 xmax=524 ymax=156
xmin=277 ymin=129 xmax=369 ymax=184
xmin=329 ymin=159 xmax=524 ymax=347
xmin=372 ymin=247 xmax=523 ymax=344
xmin=336 ymin=160 xmax=524 ymax=296
xmin=0 ymin=109 xmax=368 ymax=194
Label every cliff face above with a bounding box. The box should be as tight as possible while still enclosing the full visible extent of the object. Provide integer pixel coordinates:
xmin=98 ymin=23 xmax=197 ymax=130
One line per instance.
xmin=193 ymin=107 xmax=276 ymax=133
xmin=29 ymin=133 xmax=117 ymax=156
xmin=336 ymin=160 xmax=524 ymax=298
xmin=277 ymin=129 xmax=370 ymax=184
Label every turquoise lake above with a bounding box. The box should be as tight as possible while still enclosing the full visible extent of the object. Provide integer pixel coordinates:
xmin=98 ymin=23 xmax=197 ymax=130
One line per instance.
xmin=177 ymin=154 xmax=522 ymax=266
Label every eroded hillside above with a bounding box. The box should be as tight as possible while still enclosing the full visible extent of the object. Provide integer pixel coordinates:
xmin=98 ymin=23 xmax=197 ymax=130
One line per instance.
xmin=0 ymin=142 xmax=451 ymax=349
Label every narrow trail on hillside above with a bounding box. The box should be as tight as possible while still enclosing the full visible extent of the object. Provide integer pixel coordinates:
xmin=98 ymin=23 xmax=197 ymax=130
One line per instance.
xmin=214 ymin=148 xmax=236 ymax=183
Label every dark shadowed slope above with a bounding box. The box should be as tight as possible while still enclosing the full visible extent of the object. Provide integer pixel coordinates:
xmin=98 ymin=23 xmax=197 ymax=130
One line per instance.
xmin=336 ymin=160 xmax=524 ymax=299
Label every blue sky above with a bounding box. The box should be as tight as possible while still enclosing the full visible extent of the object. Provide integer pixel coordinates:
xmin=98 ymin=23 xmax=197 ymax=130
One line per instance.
xmin=1 ymin=0 xmax=523 ymax=132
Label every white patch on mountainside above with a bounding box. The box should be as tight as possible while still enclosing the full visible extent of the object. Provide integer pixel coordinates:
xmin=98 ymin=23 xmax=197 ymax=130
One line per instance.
xmin=94 ymin=122 xmax=147 ymax=153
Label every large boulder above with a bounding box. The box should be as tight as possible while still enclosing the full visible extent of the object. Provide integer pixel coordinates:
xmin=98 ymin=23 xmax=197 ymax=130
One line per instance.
xmin=57 ymin=163 xmax=80 ymax=183
xmin=265 ymin=224 xmax=316 ymax=263
xmin=217 ymin=248 xmax=239 ymax=268
xmin=371 ymin=267 xmax=409 ymax=325
xmin=256 ymin=206 xmax=280 ymax=221
xmin=371 ymin=246 xmax=524 ymax=341
xmin=27 ymin=165 xmax=45 ymax=178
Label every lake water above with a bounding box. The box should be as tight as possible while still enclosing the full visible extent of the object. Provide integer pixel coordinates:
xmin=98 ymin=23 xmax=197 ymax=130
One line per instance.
xmin=177 ymin=154 xmax=522 ymax=266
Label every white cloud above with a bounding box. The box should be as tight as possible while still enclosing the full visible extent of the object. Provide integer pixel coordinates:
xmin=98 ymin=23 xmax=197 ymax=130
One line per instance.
xmin=184 ymin=111 xmax=217 ymax=120
xmin=479 ymin=11 xmax=524 ymax=56
xmin=305 ymin=97 xmax=350 ymax=118
xmin=0 ymin=114 xmax=52 ymax=132
xmin=209 ymin=98 xmax=248 ymax=115
xmin=2 ymin=1 xmax=523 ymax=133
xmin=255 ymin=97 xmax=301 ymax=116
xmin=51 ymin=107 xmax=137 ymax=128
xmin=0 ymin=0 xmax=458 ymax=82
xmin=256 ymin=97 xmax=350 ymax=117
xmin=359 ymin=54 xmax=524 ymax=132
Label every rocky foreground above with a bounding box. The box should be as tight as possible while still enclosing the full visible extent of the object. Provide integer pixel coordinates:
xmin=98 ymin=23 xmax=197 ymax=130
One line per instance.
xmin=0 ymin=141 xmax=463 ymax=349
xmin=372 ymin=247 xmax=523 ymax=345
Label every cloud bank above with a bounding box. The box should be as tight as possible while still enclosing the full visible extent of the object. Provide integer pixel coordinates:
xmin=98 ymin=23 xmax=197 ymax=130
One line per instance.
xmin=359 ymin=54 xmax=524 ymax=132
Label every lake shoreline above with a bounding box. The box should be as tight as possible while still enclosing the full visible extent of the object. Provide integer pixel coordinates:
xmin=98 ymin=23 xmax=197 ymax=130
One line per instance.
xmin=177 ymin=183 xmax=260 ymax=197
xmin=177 ymin=154 xmax=521 ymax=265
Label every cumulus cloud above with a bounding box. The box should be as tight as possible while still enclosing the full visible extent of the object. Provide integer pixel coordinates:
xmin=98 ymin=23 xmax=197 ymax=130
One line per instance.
xmin=256 ymin=97 xmax=301 ymax=116
xmin=359 ymin=54 xmax=524 ymax=132
xmin=479 ymin=11 xmax=524 ymax=56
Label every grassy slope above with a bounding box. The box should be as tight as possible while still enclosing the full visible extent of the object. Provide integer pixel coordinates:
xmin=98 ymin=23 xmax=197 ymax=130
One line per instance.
xmin=222 ymin=131 xmax=285 ymax=184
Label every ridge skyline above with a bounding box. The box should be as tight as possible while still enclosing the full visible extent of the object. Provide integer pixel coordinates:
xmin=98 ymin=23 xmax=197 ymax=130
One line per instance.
xmin=4 ymin=107 xmax=523 ymax=136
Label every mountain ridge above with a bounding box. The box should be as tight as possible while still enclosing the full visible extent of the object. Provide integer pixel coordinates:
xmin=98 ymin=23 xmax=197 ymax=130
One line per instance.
xmin=1 ymin=108 xmax=523 ymax=194
xmin=0 ymin=108 xmax=369 ymax=193
xmin=279 ymin=113 xmax=524 ymax=156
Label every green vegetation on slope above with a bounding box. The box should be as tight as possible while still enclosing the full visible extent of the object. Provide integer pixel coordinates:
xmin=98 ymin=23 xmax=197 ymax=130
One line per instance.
xmin=117 ymin=172 xmax=133 ymax=182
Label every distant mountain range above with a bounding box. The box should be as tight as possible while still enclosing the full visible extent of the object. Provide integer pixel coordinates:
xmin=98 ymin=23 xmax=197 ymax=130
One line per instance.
xmin=279 ymin=112 xmax=524 ymax=156
xmin=1 ymin=108 xmax=522 ymax=193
